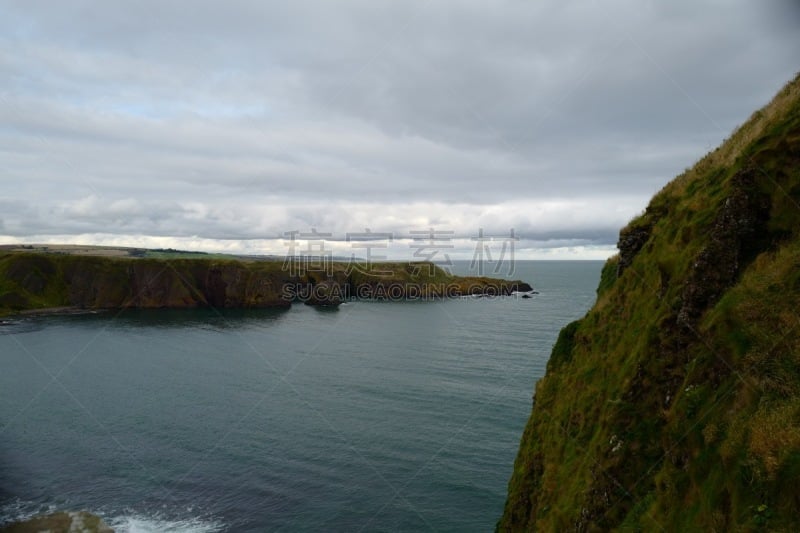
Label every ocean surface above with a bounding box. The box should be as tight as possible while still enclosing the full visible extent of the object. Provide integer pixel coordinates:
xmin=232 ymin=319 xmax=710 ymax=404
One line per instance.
xmin=0 ymin=260 xmax=603 ymax=532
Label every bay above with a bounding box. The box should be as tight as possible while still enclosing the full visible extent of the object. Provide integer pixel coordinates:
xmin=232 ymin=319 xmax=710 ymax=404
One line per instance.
xmin=0 ymin=260 xmax=603 ymax=532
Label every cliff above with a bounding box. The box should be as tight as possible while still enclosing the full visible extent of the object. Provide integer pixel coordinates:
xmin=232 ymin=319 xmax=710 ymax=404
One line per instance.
xmin=500 ymin=73 xmax=800 ymax=531
xmin=0 ymin=253 xmax=532 ymax=315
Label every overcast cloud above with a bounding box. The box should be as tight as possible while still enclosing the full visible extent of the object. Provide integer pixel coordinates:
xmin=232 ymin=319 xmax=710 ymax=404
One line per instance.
xmin=1 ymin=0 xmax=798 ymax=259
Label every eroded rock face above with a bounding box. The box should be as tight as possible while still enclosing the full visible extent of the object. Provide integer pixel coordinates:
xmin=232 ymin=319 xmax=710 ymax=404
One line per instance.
xmin=128 ymin=263 xmax=196 ymax=308
xmin=616 ymin=201 xmax=669 ymax=278
xmin=60 ymin=261 xmax=295 ymax=309
xmin=616 ymin=223 xmax=653 ymax=277
xmin=2 ymin=511 xmax=113 ymax=533
xmin=678 ymin=167 xmax=771 ymax=327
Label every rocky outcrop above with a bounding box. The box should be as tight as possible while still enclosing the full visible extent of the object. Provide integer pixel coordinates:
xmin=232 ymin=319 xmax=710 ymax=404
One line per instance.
xmin=301 ymin=280 xmax=345 ymax=306
xmin=677 ymin=166 xmax=771 ymax=327
xmin=615 ymin=201 xmax=667 ymax=278
xmin=1 ymin=511 xmax=113 ymax=532
xmin=616 ymin=223 xmax=652 ymax=277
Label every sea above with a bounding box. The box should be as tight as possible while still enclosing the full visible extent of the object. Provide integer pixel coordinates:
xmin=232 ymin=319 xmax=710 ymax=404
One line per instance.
xmin=0 ymin=260 xmax=603 ymax=532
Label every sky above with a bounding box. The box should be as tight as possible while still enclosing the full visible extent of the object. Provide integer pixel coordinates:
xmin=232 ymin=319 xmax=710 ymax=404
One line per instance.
xmin=1 ymin=1 xmax=798 ymax=260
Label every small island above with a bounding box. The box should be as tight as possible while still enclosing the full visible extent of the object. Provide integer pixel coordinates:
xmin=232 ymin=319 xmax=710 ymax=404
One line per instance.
xmin=0 ymin=245 xmax=533 ymax=316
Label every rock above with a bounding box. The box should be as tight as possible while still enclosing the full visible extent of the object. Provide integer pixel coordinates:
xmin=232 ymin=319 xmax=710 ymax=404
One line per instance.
xmin=616 ymin=222 xmax=653 ymax=277
xmin=303 ymin=281 xmax=345 ymax=306
xmin=510 ymin=282 xmax=533 ymax=293
xmin=2 ymin=511 xmax=113 ymax=533
xmin=677 ymin=166 xmax=771 ymax=328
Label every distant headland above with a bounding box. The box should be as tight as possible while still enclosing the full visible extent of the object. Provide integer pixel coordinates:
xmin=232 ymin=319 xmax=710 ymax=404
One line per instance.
xmin=0 ymin=244 xmax=533 ymax=316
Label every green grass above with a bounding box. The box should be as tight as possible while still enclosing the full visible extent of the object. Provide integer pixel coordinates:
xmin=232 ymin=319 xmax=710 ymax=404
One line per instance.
xmin=499 ymin=72 xmax=800 ymax=531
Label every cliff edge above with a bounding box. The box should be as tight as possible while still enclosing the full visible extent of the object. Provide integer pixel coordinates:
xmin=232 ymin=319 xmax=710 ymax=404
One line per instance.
xmin=500 ymin=73 xmax=800 ymax=531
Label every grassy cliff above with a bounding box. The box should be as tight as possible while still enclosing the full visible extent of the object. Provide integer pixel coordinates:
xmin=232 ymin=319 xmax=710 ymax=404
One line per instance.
xmin=500 ymin=73 xmax=800 ymax=531
xmin=0 ymin=252 xmax=531 ymax=315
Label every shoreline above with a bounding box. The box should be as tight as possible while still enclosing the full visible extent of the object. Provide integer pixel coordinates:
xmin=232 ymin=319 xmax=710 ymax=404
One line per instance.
xmin=1 ymin=289 xmax=539 ymax=321
xmin=8 ymin=307 xmax=107 ymax=319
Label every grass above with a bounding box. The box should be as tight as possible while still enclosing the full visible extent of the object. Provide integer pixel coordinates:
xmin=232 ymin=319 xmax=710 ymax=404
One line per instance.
xmin=498 ymin=72 xmax=800 ymax=531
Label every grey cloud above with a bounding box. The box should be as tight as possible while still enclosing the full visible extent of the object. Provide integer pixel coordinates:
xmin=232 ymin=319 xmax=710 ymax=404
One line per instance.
xmin=0 ymin=1 xmax=797 ymax=252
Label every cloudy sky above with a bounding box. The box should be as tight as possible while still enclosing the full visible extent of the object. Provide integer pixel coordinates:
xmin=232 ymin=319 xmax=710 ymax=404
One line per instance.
xmin=1 ymin=1 xmax=798 ymax=260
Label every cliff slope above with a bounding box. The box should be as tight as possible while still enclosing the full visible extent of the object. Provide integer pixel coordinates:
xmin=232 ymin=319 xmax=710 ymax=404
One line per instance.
xmin=500 ymin=73 xmax=800 ymax=531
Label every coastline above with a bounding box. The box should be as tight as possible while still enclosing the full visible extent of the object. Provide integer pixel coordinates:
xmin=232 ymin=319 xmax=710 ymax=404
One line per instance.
xmin=0 ymin=251 xmax=532 ymax=316
xmin=16 ymin=306 xmax=105 ymax=317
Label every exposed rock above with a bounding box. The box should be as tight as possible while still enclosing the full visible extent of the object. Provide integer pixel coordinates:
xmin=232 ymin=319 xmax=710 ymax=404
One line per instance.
xmin=616 ymin=221 xmax=654 ymax=277
xmin=303 ymin=281 xmax=345 ymax=306
xmin=677 ymin=166 xmax=771 ymax=327
xmin=2 ymin=511 xmax=113 ymax=533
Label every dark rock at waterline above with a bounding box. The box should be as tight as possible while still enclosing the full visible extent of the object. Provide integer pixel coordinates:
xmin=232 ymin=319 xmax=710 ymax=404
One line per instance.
xmin=1 ymin=511 xmax=113 ymax=532
xmin=303 ymin=281 xmax=345 ymax=307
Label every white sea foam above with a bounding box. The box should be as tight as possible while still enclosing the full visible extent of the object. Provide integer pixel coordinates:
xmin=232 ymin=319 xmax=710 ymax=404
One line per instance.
xmin=108 ymin=513 xmax=224 ymax=533
xmin=0 ymin=500 xmax=223 ymax=533
xmin=0 ymin=498 xmax=57 ymax=526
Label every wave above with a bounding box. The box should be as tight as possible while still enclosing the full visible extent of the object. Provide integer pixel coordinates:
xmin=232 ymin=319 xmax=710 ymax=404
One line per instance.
xmin=0 ymin=499 xmax=223 ymax=533
xmin=108 ymin=512 xmax=224 ymax=533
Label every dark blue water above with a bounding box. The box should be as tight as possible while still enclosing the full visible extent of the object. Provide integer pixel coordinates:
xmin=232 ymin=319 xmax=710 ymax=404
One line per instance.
xmin=0 ymin=261 xmax=602 ymax=532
